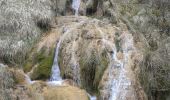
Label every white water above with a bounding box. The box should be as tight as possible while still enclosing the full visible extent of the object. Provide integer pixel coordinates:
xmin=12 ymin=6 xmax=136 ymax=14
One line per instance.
xmin=50 ymin=40 xmax=62 ymax=81
xmin=87 ymin=93 xmax=97 ymax=100
xmin=72 ymin=0 xmax=80 ymax=16
xmin=24 ymin=40 xmax=63 ymax=85
xmin=90 ymin=96 xmax=97 ymax=100
xmin=95 ymin=25 xmax=129 ymax=100
xmin=110 ymin=33 xmax=134 ymax=100
xmin=71 ymin=40 xmax=81 ymax=86
xmin=94 ymin=26 xmax=134 ymax=99
xmin=24 ymin=74 xmax=35 ymax=84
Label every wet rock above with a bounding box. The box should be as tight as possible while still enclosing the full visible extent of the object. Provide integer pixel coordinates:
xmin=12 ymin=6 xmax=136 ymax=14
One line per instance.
xmin=53 ymin=16 xmax=146 ymax=100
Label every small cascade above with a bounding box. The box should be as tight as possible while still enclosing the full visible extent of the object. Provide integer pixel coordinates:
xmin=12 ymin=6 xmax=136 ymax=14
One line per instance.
xmin=24 ymin=74 xmax=35 ymax=84
xmin=110 ymin=47 xmax=125 ymax=100
xmin=71 ymin=40 xmax=81 ymax=86
xmin=90 ymin=96 xmax=97 ymax=100
xmin=109 ymin=33 xmax=134 ymax=100
xmin=72 ymin=0 xmax=80 ymax=16
xmin=87 ymin=93 xmax=97 ymax=100
xmin=49 ymin=40 xmax=63 ymax=85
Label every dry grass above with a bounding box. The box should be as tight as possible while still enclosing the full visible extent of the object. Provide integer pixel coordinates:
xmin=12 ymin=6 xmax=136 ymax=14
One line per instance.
xmin=37 ymin=29 xmax=61 ymax=52
xmin=0 ymin=0 xmax=55 ymax=65
xmin=0 ymin=66 xmax=14 ymax=100
xmin=10 ymin=69 xmax=26 ymax=84
xmin=139 ymin=47 xmax=170 ymax=98
xmin=43 ymin=86 xmax=89 ymax=100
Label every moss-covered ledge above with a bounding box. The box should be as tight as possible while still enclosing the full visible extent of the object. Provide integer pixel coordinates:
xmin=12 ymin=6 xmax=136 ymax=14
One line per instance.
xmin=24 ymin=46 xmax=55 ymax=80
xmin=31 ymin=48 xmax=54 ymax=80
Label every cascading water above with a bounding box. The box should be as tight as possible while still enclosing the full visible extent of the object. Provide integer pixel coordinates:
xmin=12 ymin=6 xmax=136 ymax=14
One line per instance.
xmin=71 ymin=40 xmax=81 ymax=86
xmin=110 ymin=49 xmax=129 ymax=100
xmin=50 ymin=40 xmax=62 ymax=81
xmin=24 ymin=74 xmax=35 ymax=84
xmin=87 ymin=93 xmax=97 ymax=100
xmin=24 ymin=40 xmax=63 ymax=85
xmin=48 ymin=40 xmax=63 ymax=85
xmin=72 ymin=0 xmax=80 ymax=16
xmin=110 ymin=32 xmax=134 ymax=100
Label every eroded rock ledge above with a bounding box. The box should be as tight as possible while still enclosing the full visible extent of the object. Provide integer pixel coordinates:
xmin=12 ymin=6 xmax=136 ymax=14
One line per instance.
xmin=24 ymin=16 xmax=147 ymax=99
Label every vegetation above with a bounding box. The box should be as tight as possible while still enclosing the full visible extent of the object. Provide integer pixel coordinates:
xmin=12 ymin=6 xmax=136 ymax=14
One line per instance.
xmin=97 ymin=0 xmax=170 ymax=99
xmin=31 ymin=50 xmax=54 ymax=80
xmin=25 ymin=47 xmax=55 ymax=80
xmin=0 ymin=0 xmax=169 ymax=99
xmin=139 ymin=45 xmax=170 ymax=99
xmin=79 ymin=41 xmax=109 ymax=94
xmin=0 ymin=66 xmax=14 ymax=100
xmin=11 ymin=69 xmax=25 ymax=84
xmin=0 ymin=0 xmax=55 ymax=66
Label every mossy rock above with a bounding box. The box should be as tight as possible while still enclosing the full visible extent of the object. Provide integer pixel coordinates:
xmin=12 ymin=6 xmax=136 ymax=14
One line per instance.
xmin=30 ymin=48 xmax=55 ymax=80
xmin=24 ymin=48 xmax=39 ymax=73
xmin=79 ymin=50 xmax=97 ymax=92
xmin=58 ymin=38 xmax=109 ymax=94
xmin=24 ymin=59 xmax=34 ymax=73
xmin=94 ymin=50 xmax=108 ymax=89
xmin=79 ymin=48 xmax=109 ymax=94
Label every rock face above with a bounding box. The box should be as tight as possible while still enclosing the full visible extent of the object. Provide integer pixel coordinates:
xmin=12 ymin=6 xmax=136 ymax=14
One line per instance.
xmin=99 ymin=32 xmax=146 ymax=100
xmin=24 ymin=15 xmax=146 ymax=99
xmin=77 ymin=0 xmax=170 ymax=99
xmin=57 ymin=16 xmax=110 ymax=92
xmin=49 ymin=16 xmax=146 ymax=99
xmin=54 ymin=0 xmax=100 ymax=16
xmin=0 ymin=0 xmax=169 ymax=100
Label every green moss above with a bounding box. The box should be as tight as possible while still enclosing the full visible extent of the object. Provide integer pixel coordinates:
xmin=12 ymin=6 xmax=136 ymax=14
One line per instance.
xmin=31 ymin=48 xmax=54 ymax=80
xmin=23 ymin=44 xmax=55 ymax=80
xmin=79 ymin=51 xmax=97 ymax=93
xmin=24 ymin=60 xmax=34 ymax=72
xmin=114 ymin=32 xmax=122 ymax=52
xmin=94 ymin=50 xmax=109 ymax=89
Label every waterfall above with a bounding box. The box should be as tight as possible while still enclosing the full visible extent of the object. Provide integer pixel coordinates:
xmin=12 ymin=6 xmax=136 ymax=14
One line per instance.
xmin=110 ymin=33 xmax=133 ymax=100
xmin=23 ymin=40 xmax=63 ymax=85
xmin=72 ymin=0 xmax=80 ymax=16
xmin=89 ymin=96 xmax=97 ymax=100
xmin=50 ymin=40 xmax=62 ymax=81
